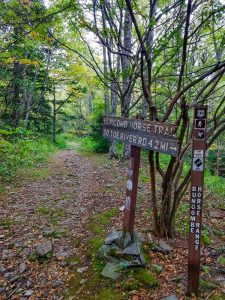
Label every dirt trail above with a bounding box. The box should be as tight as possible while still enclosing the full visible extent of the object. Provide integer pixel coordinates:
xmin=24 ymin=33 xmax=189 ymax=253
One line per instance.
xmin=1 ymin=148 xmax=224 ymax=300
xmin=0 ymin=149 xmax=119 ymax=299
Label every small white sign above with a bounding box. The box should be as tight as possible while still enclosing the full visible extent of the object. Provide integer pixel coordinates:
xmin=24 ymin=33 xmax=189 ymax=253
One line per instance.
xmin=193 ymin=157 xmax=204 ymax=171
xmin=194 ymin=150 xmax=204 ymax=158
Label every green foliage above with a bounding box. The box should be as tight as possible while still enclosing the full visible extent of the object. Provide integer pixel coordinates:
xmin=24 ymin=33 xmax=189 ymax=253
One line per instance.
xmin=202 ymin=224 xmax=212 ymax=245
xmin=204 ymin=170 xmax=225 ymax=196
xmin=96 ymin=288 xmax=122 ymax=300
xmin=217 ymin=255 xmax=225 ymax=267
xmin=134 ymin=269 xmax=158 ymax=288
xmin=81 ymin=101 xmax=110 ymax=153
xmin=200 ymin=279 xmax=216 ymax=291
xmin=0 ymin=134 xmax=67 ymax=183
xmin=0 ymin=217 xmax=13 ymax=228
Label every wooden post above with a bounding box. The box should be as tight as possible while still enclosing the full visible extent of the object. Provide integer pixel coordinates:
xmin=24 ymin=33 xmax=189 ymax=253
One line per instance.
xmin=123 ymin=145 xmax=141 ymax=236
xmin=187 ymin=106 xmax=207 ymax=296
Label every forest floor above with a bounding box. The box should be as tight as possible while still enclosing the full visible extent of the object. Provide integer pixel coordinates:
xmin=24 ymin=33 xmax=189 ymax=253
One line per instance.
xmin=0 ymin=143 xmax=224 ymax=300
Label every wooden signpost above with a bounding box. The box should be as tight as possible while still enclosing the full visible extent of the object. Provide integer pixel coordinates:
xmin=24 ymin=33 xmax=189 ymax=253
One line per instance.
xmin=103 ymin=116 xmax=179 ymax=156
xmin=187 ymin=106 xmax=208 ymax=295
xmin=103 ymin=116 xmax=179 ymax=236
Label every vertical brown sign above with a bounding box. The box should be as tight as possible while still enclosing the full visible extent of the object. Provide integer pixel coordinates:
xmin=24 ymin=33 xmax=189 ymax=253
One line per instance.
xmin=187 ymin=106 xmax=208 ymax=295
xmin=123 ymin=145 xmax=141 ymax=235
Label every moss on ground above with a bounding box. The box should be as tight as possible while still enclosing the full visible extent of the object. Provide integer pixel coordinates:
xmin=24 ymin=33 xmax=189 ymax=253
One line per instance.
xmin=134 ymin=269 xmax=158 ymax=288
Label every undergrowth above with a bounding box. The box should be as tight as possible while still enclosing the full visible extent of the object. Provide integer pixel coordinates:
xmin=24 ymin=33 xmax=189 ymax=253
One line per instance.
xmin=0 ymin=131 xmax=68 ymax=185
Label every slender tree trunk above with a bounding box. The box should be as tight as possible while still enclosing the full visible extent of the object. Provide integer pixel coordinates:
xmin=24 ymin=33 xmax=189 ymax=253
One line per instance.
xmin=12 ymin=58 xmax=20 ymax=127
xmin=53 ymin=87 xmax=56 ymax=144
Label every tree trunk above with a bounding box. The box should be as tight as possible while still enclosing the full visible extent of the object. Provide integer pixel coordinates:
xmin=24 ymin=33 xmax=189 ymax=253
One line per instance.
xmin=53 ymin=88 xmax=56 ymax=144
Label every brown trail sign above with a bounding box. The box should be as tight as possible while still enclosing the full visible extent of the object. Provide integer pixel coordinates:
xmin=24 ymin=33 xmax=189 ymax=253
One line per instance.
xmin=102 ymin=116 xmax=179 ymax=236
xmin=187 ymin=106 xmax=207 ymax=296
xmin=103 ymin=116 xmax=179 ymax=157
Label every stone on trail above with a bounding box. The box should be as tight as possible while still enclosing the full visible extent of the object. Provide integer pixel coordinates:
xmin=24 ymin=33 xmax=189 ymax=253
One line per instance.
xmin=4 ymin=272 xmax=15 ymax=279
xmin=0 ymin=266 xmax=6 ymax=273
xmin=159 ymin=239 xmax=171 ymax=254
xmin=52 ymin=280 xmax=64 ymax=288
xmin=23 ymin=290 xmax=34 ymax=297
xmin=36 ymin=241 xmax=53 ymax=257
xmin=123 ymin=232 xmax=132 ymax=248
xmin=123 ymin=242 xmax=141 ymax=256
xmin=9 ymin=275 xmax=19 ymax=283
xmin=19 ymin=262 xmax=27 ymax=274
xmin=160 ymin=295 xmax=178 ymax=300
xmin=119 ymin=205 xmax=125 ymax=212
xmin=2 ymin=249 xmax=14 ymax=260
xmin=105 ymin=230 xmax=121 ymax=245
xmin=101 ymin=262 xmax=121 ymax=280
xmin=152 ymin=264 xmax=163 ymax=275
xmin=98 ymin=244 xmax=111 ymax=259
xmin=42 ymin=228 xmax=54 ymax=237
xmin=0 ymin=287 xmax=6 ymax=294
xmin=119 ymin=260 xmax=142 ymax=269
xmin=133 ymin=231 xmax=142 ymax=245
xmin=80 ymin=279 xmax=88 ymax=285
xmin=77 ymin=266 xmax=89 ymax=274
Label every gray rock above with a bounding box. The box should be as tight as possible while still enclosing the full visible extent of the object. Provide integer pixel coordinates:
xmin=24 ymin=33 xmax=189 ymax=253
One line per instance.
xmin=123 ymin=232 xmax=132 ymax=248
xmin=42 ymin=228 xmax=54 ymax=237
xmin=119 ymin=206 xmax=125 ymax=212
xmin=36 ymin=241 xmax=53 ymax=257
xmin=4 ymin=272 xmax=15 ymax=279
xmin=101 ymin=262 xmax=121 ymax=280
xmin=159 ymin=239 xmax=171 ymax=254
xmin=24 ymin=290 xmax=34 ymax=297
xmin=98 ymin=245 xmax=111 ymax=259
xmin=69 ymin=262 xmax=78 ymax=268
xmin=77 ymin=266 xmax=89 ymax=273
xmin=152 ymin=264 xmax=163 ymax=275
xmin=123 ymin=243 xmax=141 ymax=256
xmin=57 ymin=251 xmax=69 ymax=258
xmin=119 ymin=260 xmax=142 ymax=269
xmin=214 ymin=276 xmax=225 ymax=287
xmin=133 ymin=231 xmax=142 ymax=245
xmin=9 ymin=275 xmax=19 ymax=283
xmin=160 ymin=295 xmax=178 ymax=300
xmin=105 ymin=230 xmax=120 ymax=245
xmin=0 ymin=287 xmax=6 ymax=294
xmin=2 ymin=249 xmax=14 ymax=260
xmin=0 ymin=266 xmax=6 ymax=273
xmin=14 ymin=241 xmax=25 ymax=248
xmin=0 ymin=235 xmax=4 ymax=239
xmin=26 ymin=281 xmax=32 ymax=288
xmin=60 ymin=261 xmax=68 ymax=267
xmin=80 ymin=279 xmax=88 ymax=284
xmin=19 ymin=262 xmax=27 ymax=274
xmin=52 ymin=280 xmax=64 ymax=288
xmin=57 ymin=200 xmax=68 ymax=208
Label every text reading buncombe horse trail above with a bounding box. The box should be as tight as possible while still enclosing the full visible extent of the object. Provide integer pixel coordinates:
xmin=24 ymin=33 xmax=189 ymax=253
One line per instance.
xmin=103 ymin=116 xmax=175 ymax=136
xmin=103 ymin=116 xmax=179 ymax=157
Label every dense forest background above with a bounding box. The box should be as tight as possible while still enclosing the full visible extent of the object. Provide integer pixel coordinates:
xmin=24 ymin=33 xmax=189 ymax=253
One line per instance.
xmin=0 ymin=0 xmax=225 ymax=235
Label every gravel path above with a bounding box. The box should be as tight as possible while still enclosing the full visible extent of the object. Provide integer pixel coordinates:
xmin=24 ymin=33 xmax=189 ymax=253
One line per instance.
xmin=0 ymin=149 xmax=115 ymax=299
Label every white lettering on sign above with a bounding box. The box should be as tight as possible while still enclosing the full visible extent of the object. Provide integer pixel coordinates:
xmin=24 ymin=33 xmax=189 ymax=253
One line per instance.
xmin=103 ymin=128 xmax=173 ymax=154
xmin=125 ymin=196 xmax=131 ymax=210
xmin=103 ymin=117 xmax=175 ymax=136
xmin=127 ymin=180 xmax=133 ymax=191
xmin=194 ymin=150 xmax=204 ymax=158
xmin=189 ymin=186 xmax=203 ymax=251
xmin=128 ymin=169 xmax=133 ymax=176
